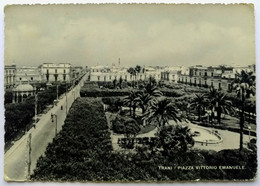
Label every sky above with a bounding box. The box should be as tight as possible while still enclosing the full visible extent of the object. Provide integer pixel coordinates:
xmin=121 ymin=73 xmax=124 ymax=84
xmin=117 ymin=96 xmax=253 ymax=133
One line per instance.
xmin=4 ymin=4 xmax=255 ymax=67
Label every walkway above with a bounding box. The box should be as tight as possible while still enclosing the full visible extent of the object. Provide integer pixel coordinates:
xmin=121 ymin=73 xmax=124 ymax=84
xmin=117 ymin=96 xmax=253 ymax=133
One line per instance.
xmin=4 ymin=76 xmax=86 ymax=181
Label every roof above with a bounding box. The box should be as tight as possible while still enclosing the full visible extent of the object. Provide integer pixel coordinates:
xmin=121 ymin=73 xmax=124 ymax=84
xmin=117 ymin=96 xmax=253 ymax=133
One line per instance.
xmin=13 ymin=84 xmax=34 ymax=92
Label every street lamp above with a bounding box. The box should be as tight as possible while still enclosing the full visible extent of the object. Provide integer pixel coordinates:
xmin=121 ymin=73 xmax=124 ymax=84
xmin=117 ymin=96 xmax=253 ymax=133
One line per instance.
xmin=248 ymin=125 xmax=251 ymax=141
xmin=65 ymin=83 xmax=68 ymax=114
xmin=56 ymin=84 xmax=59 ymax=102
xmin=26 ymin=133 xmax=32 ymax=179
xmin=34 ymin=93 xmax=38 ymax=128
xmin=51 ymin=114 xmax=58 ymax=135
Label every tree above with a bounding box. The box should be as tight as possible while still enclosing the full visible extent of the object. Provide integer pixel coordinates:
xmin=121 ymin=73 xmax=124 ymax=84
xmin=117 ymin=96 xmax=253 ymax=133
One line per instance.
xmin=135 ymin=65 xmax=141 ymax=74
xmin=232 ymin=70 xmax=256 ymax=151
xmin=112 ymin=79 xmax=117 ymax=89
xmin=206 ymin=88 xmax=234 ymax=124
xmin=148 ymin=76 xmax=157 ymax=86
xmin=143 ymin=98 xmax=181 ymax=130
xmin=123 ymin=91 xmax=139 ymax=118
xmin=189 ymin=94 xmax=207 ymax=122
xmin=127 ymin=67 xmax=136 ymax=86
xmin=4 ymin=91 xmax=13 ymax=104
xmin=118 ymin=77 xmax=123 ymax=89
xmin=144 ymin=83 xmax=163 ymax=98
xmin=159 ymin=125 xmax=194 ymax=155
xmin=136 ymin=92 xmax=153 ymax=114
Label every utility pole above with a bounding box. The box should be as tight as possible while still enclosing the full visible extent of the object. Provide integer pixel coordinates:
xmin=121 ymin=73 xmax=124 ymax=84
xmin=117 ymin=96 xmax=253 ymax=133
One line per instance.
xmin=27 ymin=133 xmax=32 ymax=179
xmin=34 ymin=93 xmax=37 ymax=128
xmin=56 ymin=84 xmax=59 ymax=101
xmin=65 ymin=83 xmax=68 ymax=114
xmin=51 ymin=114 xmax=58 ymax=135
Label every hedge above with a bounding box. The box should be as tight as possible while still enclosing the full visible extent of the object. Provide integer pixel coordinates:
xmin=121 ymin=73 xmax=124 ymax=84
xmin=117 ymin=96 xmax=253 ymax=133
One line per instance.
xmin=31 ymin=98 xmax=257 ymax=181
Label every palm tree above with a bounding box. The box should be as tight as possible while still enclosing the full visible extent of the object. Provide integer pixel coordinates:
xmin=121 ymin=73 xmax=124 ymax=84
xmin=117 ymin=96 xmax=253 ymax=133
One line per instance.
xmin=206 ymin=88 xmax=218 ymax=122
xmin=135 ymin=65 xmax=141 ymax=74
xmin=190 ymin=94 xmax=207 ymax=122
xmin=127 ymin=67 xmax=136 ymax=87
xmin=144 ymin=83 xmax=163 ymax=98
xmin=136 ymin=92 xmax=153 ymax=114
xmin=206 ymin=88 xmax=233 ymax=124
xmin=143 ymin=98 xmax=181 ymax=130
xmin=118 ymin=76 xmax=123 ymax=89
xmin=213 ymin=92 xmax=233 ymax=124
xmin=148 ymin=76 xmax=157 ymax=86
xmin=112 ymin=79 xmax=117 ymax=89
xmin=232 ymin=70 xmax=256 ymax=151
xmin=123 ymin=91 xmax=138 ymax=118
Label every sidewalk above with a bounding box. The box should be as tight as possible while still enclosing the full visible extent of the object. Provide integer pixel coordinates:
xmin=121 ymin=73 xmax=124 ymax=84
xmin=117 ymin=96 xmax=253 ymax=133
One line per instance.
xmin=4 ymin=75 xmax=86 ymax=181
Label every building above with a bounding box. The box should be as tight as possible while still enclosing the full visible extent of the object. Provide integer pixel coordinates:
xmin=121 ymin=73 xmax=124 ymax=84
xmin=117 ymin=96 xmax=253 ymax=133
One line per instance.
xmin=16 ymin=66 xmax=41 ymax=85
xmin=161 ymin=66 xmax=187 ymax=82
xmin=12 ymin=84 xmax=35 ymax=103
xmin=40 ymin=63 xmax=72 ymax=83
xmin=178 ymin=65 xmax=235 ymax=91
xmin=89 ymin=65 xmax=162 ymax=82
xmin=4 ymin=64 xmax=16 ymax=89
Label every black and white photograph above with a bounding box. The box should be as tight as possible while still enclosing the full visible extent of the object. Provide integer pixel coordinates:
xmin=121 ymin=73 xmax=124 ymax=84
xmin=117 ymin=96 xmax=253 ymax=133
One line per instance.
xmin=2 ymin=2 xmax=258 ymax=183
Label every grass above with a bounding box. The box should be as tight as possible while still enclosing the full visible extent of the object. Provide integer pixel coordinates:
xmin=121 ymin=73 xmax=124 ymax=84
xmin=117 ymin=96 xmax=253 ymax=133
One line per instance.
xmin=138 ymin=124 xmax=157 ymax=135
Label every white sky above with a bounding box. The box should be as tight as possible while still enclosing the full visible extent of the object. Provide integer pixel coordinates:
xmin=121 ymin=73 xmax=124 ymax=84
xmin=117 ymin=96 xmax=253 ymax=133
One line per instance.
xmin=4 ymin=4 xmax=255 ymax=67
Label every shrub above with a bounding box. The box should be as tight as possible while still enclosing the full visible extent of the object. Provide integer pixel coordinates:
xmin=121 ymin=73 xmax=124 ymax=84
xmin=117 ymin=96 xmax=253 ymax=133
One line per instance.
xmin=159 ymin=125 xmax=194 ymax=155
xmin=112 ymin=115 xmax=140 ymax=137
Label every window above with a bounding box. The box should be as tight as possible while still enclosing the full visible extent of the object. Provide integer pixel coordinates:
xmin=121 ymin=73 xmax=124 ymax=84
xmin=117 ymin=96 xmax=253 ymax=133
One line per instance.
xmin=211 ymin=72 xmax=214 ymax=77
xmin=47 ymin=69 xmax=49 ymax=74
xmin=97 ymin=76 xmax=100 ymax=81
xmin=63 ymin=75 xmax=66 ymax=81
xmin=64 ymin=69 xmax=66 ymax=73
xmin=55 ymin=69 xmax=57 ymax=73
xmin=31 ymin=77 xmax=33 ymax=80
xmin=205 ymin=72 xmax=207 ymax=76
xmin=54 ymin=74 xmax=58 ymax=81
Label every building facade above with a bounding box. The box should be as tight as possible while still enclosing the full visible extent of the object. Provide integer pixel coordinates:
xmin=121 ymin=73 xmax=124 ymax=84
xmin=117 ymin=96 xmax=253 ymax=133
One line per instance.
xmin=40 ymin=63 xmax=72 ymax=83
xmin=177 ymin=65 xmax=255 ymax=92
xmin=89 ymin=65 xmax=162 ymax=82
xmin=4 ymin=64 xmax=16 ymax=89
xmin=16 ymin=66 xmax=41 ymax=85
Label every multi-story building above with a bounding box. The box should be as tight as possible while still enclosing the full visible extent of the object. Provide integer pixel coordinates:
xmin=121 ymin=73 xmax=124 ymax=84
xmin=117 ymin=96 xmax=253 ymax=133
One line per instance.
xmin=161 ymin=66 xmax=188 ymax=82
xmin=177 ymin=64 xmax=255 ymax=92
xmin=178 ymin=65 xmax=235 ymax=91
xmin=4 ymin=64 xmax=16 ymax=89
xmin=89 ymin=65 xmax=162 ymax=82
xmin=16 ymin=66 xmax=41 ymax=85
xmin=39 ymin=63 xmax=71 ymax=83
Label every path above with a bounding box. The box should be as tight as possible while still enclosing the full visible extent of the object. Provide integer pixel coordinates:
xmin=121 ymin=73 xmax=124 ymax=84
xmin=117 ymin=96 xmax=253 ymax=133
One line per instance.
xmin=4 ymin=75 xmax=86 ymax=181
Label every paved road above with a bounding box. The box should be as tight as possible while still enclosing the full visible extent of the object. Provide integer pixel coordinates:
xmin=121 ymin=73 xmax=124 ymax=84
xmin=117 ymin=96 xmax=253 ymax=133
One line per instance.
xmin=4 ymin=76 xmax=86 ymax=181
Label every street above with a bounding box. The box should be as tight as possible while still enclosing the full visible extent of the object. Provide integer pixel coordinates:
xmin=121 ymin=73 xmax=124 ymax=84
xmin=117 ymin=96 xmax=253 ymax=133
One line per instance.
xmin=4 ymin=76 xmax=86 ymax=181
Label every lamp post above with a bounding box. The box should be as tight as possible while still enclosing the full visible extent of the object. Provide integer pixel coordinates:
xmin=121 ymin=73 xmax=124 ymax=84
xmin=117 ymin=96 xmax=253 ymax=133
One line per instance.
xmin=51 ymin=114 xmax=58 ymax=135
xmin=56 ymin=84 xmax=59 ymax=101
xmin=65 ymin=83 xmax=68 ymax=114
xmin=34 ymin=92 xmax=38 ymax=128
xmin=248 ymin=125 xmax=251 ymax=142
xmin=26 ymin=133 xmax=32 ymax=179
